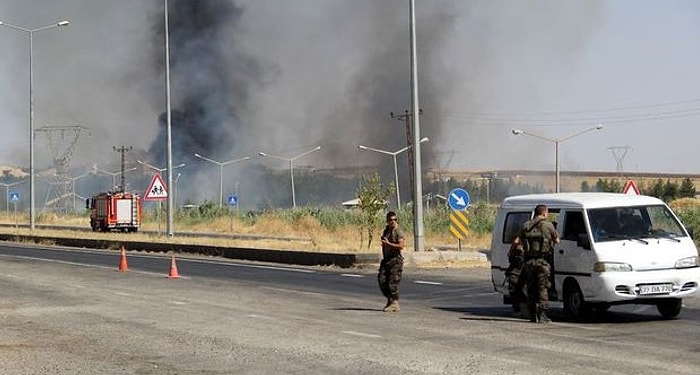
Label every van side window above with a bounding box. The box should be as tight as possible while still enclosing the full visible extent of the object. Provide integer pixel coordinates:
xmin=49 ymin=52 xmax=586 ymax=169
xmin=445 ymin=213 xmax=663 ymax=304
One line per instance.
xmin=562 ymin=211 xmax=586 ymax=241
xmin=502 ymin=212 xmax=531 ymax=244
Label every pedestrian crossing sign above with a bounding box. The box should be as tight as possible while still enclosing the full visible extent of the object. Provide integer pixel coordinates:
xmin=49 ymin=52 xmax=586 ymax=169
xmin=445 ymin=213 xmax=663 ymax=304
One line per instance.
xmin=144 ymin=173 xmax=168 ymax=201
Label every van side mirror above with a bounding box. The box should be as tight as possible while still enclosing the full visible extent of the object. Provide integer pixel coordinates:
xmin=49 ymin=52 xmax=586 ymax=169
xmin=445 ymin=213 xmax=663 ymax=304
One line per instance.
xmin=577 ymin=234 xmax=591 ymax=250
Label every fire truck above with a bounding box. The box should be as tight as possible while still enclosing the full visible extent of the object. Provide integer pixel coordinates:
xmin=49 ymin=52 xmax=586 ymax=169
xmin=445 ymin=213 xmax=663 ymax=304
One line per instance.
xmin=87 ymin=191 xmax=142 ymax=232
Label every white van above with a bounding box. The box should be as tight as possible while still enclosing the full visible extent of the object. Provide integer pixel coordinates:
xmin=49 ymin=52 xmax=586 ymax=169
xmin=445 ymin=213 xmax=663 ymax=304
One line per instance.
xmin=490 ymin=192 xmax=700 ymax=320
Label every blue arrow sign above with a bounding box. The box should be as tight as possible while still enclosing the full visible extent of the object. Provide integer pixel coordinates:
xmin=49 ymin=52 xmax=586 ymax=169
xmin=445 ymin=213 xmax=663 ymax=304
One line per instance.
xmin=227 ymin=195 xmax=238 ymax=206
xmin=9 ymin=191 xmax=20 ymax=202
xmin=448 ymin=188 xmax=470 ymax=211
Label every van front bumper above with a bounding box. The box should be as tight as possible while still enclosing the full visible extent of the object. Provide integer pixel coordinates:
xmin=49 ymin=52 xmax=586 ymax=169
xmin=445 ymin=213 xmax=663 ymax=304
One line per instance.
xmin=588 ymin=267 xmax=700 ymax=302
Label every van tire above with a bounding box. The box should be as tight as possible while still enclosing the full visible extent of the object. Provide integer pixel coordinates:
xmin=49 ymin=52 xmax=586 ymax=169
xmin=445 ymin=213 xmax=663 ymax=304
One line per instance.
xmin=563 ymin=280 xmax=590 ymax=320
xmin=656 ymin=298 xmax=682 ymax=319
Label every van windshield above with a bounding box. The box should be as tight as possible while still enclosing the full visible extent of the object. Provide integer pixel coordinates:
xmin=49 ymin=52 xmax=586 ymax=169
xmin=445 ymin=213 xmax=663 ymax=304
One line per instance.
xmin=587 ymin=205 xmax=686 ymax=243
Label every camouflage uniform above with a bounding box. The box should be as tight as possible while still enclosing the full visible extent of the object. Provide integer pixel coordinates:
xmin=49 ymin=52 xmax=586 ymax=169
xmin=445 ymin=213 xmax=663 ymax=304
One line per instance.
xmin=506 ymin=243 xmax=527 ymax=314
xmin=520 ymin=217 xmax=557 ymax=323
xmin=378 ymin=225 xmax=405 ymax=309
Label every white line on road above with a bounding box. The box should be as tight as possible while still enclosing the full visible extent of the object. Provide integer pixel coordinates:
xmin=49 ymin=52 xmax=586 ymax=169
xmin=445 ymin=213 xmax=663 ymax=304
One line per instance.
xmin=342 ymin=330 xmax=382 ymax=339
xmin=185 ymin=258 xmax=316 ymax=273
xmin=414 ymin=280 xmax=444 ymax=285
xmin=248 ymin=314 xmax=276 ymax=320
xmin=262 ymin=286 xmax=324 ymax=297
xmin=340 ymin=273 xmax=364 ymax=278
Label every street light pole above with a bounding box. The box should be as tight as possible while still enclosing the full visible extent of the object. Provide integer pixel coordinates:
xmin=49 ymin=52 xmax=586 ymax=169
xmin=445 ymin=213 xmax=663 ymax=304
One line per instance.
xmin=0 ymin=20 xmax=70 ymax=231
xmin=91 ymin=166 xmax=137 ymax=191
xmin=136 ymin=160 xmax=186 ymax=175
xmin=163 ymin=0 xmax=176 ymax=237
xmin=408 ymin=0 xmax=425 ymax=251
xmin=194 ymin=153 xmax=250 ymax=206
xmin=357 ymin=137 xmax=429 ymax=208
xmin=258 ymin=146 xmax=321 ymax=208
xmin=512 ymin=124 xmax=603 ymax=193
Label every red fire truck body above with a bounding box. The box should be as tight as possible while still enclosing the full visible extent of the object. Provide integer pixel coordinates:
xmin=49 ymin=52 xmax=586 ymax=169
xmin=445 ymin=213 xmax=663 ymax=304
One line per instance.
xmin=88 ymin=191 xmax=142 ymax=232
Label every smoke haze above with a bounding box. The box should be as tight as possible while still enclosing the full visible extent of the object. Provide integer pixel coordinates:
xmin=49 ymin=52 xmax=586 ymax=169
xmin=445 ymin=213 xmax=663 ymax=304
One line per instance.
xmin=5 ymin=1 xmax=699 ymax=205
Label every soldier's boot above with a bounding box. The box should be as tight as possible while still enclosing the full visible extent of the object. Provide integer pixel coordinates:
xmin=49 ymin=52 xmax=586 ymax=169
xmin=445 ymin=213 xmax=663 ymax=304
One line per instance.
xmin=536 ymin=303 xmax=551 ymax=324
xmin=383 ymin=298 xmax=400 ymax=312
xmin=527 ymin=303 xmax=537 ymax=323
xmin=382 ymin=297 xmax=392 ymax=310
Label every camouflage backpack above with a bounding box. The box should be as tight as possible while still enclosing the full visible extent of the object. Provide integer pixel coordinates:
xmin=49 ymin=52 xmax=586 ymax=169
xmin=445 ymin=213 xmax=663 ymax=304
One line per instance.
xmin=522 ymin=219 xmax=549 ymax=257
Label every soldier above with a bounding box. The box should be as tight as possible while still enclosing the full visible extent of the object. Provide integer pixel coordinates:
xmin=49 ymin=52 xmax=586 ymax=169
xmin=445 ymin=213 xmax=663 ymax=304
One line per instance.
xmin=378 ymin=211 xmax=405 ymax=312
xmin=506 ymin=237 xmax=528 ymax=318
xmin=520 ymin=204 xmax=559 ymax=323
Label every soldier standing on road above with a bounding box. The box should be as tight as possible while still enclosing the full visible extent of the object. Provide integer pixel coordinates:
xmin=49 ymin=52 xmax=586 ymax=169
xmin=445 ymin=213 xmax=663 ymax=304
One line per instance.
xmin=520 ymin=204 xmax=559 ymax=323
xmin=506 ymin=237 xmax=528 ymax=318
xmin=378 ymin=211 xmax=405 ymax=312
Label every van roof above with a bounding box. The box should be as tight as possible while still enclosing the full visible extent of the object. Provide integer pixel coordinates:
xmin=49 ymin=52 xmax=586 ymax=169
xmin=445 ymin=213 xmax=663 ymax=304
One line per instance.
xmin=501 ymin=192 xmax=664 ymax=210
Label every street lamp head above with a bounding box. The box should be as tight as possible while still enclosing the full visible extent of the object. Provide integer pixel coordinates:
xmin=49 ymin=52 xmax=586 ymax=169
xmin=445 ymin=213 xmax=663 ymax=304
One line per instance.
xmin=419 ymin=136 xmax=429 ymax=143
xmin=595 ymin=124 xmax=604 ymax=130
xmin=512 ymin=129 xmax=523 ymax=135
xmin=193 ymin=153 xmax=202 ymax=158
xmin=58 ymin=21 xmax=70 ymax=27
xmin=258 ymin=152 xmax=267 ymax=157
xmin=357 ymin=145 xmax=367 ymax=150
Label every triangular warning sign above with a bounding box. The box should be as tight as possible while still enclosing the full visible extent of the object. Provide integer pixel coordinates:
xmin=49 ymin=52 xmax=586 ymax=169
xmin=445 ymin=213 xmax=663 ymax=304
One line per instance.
xmin=144 ymin=173 xmax=169 ymax=201
xmin=622 ymin=180 xmax=640 ymax=195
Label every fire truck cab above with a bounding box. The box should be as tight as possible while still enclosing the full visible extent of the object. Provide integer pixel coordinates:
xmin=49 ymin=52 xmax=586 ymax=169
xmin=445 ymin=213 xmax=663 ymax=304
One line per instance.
xmin=87 ymin=191 xmax=142 ymax=232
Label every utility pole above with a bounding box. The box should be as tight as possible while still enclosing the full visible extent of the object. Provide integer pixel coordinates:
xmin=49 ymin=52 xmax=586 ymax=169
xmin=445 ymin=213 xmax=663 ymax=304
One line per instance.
xmin=391 ymin=109 xmax=423 ymax=205
xmin=113 ymin=146 xmax=132 ymax=192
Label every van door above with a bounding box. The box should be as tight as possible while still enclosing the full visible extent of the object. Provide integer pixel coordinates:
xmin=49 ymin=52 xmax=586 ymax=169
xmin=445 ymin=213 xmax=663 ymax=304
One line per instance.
xmin=555 ymin=210 xmax=595 ymax=301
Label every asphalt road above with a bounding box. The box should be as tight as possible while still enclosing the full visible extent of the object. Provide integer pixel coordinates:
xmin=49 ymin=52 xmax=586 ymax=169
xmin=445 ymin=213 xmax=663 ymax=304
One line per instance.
xmin=1 ymin=243 xmax=699 ymax=375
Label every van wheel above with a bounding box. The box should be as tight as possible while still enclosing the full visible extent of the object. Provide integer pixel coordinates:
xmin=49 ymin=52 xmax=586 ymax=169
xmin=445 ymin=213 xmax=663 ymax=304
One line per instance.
xmin=656 ymin=298 xmax=682 ymax=319
xmin=563 ymin=281 xmax=591 ymax=321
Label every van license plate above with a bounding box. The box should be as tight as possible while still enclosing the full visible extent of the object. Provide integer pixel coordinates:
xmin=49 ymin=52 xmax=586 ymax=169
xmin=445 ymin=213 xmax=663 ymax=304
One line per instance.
xmin=638 ymin=284 xmax=673 ymax=295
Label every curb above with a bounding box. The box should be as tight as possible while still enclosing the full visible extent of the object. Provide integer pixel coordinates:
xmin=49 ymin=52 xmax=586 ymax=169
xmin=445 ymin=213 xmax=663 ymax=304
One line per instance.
xmin=0 ymin=233 xmax=489 ymax=269
xmin=0 ymin=233 xmax=379 ymax=268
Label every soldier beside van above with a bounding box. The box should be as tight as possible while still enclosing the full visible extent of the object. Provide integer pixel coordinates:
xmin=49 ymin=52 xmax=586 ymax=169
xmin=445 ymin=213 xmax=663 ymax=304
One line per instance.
xmin=513 ymin=204 xmax=559 ymax=323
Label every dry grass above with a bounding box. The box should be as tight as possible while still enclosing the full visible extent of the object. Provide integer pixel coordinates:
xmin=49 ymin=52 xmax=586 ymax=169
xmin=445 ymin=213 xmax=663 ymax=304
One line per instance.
xmin=0 ymin=212 xmax=492 ymax=254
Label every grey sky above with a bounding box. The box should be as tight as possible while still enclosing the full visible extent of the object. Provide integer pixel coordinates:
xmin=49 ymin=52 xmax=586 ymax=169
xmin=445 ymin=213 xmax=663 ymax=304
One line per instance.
xmin=1 ymin=0 xmax=699 ymax=185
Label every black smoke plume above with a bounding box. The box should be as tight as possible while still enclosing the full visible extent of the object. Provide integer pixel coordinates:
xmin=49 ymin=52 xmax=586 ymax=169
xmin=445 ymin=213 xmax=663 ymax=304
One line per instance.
xmin=147 ymin=0 xmax=259 ymax=167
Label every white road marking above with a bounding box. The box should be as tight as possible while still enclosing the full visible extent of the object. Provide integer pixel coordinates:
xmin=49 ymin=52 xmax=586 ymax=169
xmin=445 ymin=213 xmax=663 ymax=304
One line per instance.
xmin=114 ymin=292 xmax=132 ymax=297
xmin=340 ymin=273 xmax=364 ymax=278
xmin=262 ymin=287 xmax=324 ymax=297
xmin=0 ymin=254 xmax=190 ymax=279
xmin=414 ymin=280 xmax=443 ymax=285
xmin=248 ymin=314 xmax=275 ymax=320
xmin=185 ymin=258 xmax=316 ymax=273
xmin=169 ymin=300 xmax=187 ymax=305
xmin=342 ymin=330 xmax=382 ymax=339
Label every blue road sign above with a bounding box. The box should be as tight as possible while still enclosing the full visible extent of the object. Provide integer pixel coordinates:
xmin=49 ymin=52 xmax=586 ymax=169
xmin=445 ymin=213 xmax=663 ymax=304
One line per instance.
xmin=227 ymin=195 xmax=238 ymax=206
xmin=448 ymin=188 xmax=470 ymax=211
xmin=9 ymin=191 xmax=20 ymax=202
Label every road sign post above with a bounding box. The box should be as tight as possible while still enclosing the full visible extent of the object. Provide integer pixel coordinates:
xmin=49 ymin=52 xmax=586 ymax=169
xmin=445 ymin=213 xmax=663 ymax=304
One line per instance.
xmin=144 ymin=173 xmax=169 ymax=235
xmin=227 ymin=195 xmax=239 ymax=232
xmin=447 ymin=188 xmax=470 ymax=250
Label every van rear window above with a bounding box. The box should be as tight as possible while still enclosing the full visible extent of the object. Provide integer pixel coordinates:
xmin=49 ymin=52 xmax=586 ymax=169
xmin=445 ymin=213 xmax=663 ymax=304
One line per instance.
xmin=503 ymin=212 xmax=531 ymax=244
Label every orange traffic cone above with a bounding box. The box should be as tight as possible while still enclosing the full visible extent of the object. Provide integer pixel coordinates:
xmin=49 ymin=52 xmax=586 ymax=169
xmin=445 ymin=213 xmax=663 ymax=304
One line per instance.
xmin=167 ymin=256 xmax=180 ymax=279
xmin=118 ymin=246 xmax=128 ymax=272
